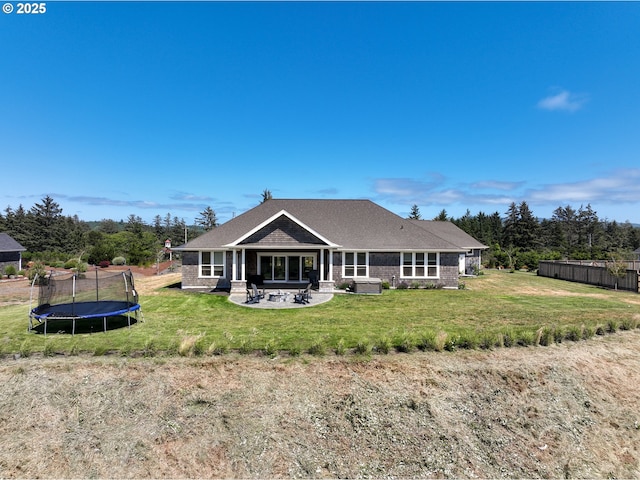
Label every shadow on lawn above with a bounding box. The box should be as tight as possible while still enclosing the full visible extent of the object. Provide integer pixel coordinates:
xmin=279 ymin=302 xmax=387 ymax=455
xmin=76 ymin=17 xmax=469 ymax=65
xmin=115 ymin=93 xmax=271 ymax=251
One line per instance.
xmin=30 ymin=315 xmax=139 ymax=335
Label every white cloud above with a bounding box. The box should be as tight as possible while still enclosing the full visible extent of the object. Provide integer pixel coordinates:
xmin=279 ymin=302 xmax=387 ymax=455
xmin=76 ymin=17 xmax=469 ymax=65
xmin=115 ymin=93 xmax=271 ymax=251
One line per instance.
xmin=537 ymin=89 xmax=589 ymax=112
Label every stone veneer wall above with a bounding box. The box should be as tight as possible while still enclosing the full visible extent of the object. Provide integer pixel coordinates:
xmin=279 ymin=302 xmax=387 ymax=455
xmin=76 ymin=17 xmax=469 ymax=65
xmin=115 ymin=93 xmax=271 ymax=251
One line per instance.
xmin=331 ymin=251 xmax=459 ymax=289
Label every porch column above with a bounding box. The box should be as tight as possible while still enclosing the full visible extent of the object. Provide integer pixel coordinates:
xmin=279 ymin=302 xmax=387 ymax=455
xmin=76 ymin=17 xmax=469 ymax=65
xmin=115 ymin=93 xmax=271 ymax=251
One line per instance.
xmin=328 ymin=250 xmax=333 ymax=282
xmin=232 ymin=249 xmax=238 ymax=281
xmin=241 ymin=249 xmax=246 ymax=281
xmin=319 ymin=249 xmax=325 ymax=281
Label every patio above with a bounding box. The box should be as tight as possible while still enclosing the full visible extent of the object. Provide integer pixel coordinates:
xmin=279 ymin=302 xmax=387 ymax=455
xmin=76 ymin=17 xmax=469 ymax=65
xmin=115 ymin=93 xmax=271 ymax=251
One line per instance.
xmin=228 ymin=287 xmax=334 ymax=309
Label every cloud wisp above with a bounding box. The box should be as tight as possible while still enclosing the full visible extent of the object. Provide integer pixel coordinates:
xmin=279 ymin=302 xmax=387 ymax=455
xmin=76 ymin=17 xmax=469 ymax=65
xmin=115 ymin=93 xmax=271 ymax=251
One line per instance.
xmin=537 ymin=89 xmax=589 ymax=112
xmin=373 ymin=168 xmax=640 ymax=213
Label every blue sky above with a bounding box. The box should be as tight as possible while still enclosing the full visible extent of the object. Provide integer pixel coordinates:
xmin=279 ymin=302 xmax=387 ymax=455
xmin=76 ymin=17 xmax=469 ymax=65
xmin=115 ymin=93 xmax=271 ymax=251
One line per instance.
xmin=2 ymin=1 xmax=640 ymax=225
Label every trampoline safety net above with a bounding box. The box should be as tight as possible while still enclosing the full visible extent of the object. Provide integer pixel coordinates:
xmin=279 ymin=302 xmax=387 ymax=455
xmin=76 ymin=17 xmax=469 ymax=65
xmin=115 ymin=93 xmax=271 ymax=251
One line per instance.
xmin=33 ymin=269 xmax=139 ymax=317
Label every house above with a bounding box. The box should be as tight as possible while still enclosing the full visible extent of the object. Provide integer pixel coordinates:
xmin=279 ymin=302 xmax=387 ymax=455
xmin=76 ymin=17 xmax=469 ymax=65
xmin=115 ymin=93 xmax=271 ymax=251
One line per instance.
xmin=0 ymin=233 xmax=26 ymax=274
xmin=173 ymin=199 xmax=487 ymax=293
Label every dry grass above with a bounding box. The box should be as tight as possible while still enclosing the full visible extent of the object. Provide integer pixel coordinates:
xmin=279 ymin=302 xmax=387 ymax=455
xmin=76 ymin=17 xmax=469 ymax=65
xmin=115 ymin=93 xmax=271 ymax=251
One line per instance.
xmin=1 ymin=331 xmax=639 ymax=478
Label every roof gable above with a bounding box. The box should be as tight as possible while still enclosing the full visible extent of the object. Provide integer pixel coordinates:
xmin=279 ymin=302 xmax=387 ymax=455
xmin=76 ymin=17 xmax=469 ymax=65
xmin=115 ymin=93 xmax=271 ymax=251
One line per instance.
xmin=232 ymin=211 xmax=336 ymax=247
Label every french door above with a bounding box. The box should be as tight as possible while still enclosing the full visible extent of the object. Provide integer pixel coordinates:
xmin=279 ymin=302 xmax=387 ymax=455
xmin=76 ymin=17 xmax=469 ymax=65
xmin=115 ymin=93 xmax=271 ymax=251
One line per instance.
xmin=259 ymin=254 xmax=316 ymax=282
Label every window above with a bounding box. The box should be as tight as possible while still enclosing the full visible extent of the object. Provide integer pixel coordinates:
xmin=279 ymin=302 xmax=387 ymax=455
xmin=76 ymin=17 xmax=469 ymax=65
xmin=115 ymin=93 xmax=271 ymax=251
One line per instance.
xmin=343 ymin=252 xmax=368 ymax=277
xmin=402 ymin=252 xmax=438 ymax=278
xmin=200 ymin=251 xmax=225 ymax=277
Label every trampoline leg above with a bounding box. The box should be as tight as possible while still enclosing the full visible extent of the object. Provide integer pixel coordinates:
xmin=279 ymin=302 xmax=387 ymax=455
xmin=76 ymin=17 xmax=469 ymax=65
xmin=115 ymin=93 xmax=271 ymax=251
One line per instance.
xmin=44 ymin=318 xmax=47 ymax=336
xmin=72 ymin=319 xmax=75 ymax=336
xmin=104 ymin=316 xmax=107 ymax=333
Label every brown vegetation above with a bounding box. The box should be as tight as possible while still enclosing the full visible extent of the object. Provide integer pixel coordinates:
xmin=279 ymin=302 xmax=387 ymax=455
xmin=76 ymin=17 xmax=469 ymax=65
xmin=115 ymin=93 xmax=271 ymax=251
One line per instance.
xmin=1 ymin=332 xmax=639 ymax=478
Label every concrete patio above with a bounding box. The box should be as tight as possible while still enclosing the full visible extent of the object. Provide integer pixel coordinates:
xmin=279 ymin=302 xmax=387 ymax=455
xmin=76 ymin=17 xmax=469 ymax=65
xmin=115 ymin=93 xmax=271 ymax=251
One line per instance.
xmin=228 ymin=289 xmax=334 ymax=309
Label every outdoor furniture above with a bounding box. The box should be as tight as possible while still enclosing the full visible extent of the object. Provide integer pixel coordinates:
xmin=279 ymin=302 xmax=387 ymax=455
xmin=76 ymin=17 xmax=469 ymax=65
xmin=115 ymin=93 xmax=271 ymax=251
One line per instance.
xmin=308 ymin=270 xmax=319 ymax=288
xmin=246 ymin=283 xmax=264 ymax=304
xmin=294 ymin=283 xmax=312 ymax=304
xmin=351 ymin=278 xmax=382 ymax=294
xmin=268 ymin=290 xmax=290 ymax=302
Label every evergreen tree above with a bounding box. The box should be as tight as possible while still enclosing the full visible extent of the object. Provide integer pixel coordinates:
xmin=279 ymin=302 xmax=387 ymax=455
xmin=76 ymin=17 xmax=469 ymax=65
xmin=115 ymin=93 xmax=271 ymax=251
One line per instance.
xmin=433 ymin=209 xmax=449 ymax=221
xmin=261 ymin=189 xmax=273 ymax=203
xmin=196 ymin=206 xmax=218 ymax=231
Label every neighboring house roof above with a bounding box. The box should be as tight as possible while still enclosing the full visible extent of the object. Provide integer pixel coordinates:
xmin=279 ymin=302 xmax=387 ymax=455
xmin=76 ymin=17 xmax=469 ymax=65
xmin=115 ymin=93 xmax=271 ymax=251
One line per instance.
xmin=176 ymin=199 xmax=486 ymax=252
xmin=0 ymin=233 xmax=26 ymax=253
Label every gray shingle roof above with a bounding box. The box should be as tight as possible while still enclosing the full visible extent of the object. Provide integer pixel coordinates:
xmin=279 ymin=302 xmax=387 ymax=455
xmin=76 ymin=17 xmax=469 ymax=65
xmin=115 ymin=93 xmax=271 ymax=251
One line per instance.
xmin=410 ymin=220 xmax=488 ymax=250
xmin=176 ymin=199 xmax=484 ymax=252
xmin=0 ymin=233 xmax=26 ymax=252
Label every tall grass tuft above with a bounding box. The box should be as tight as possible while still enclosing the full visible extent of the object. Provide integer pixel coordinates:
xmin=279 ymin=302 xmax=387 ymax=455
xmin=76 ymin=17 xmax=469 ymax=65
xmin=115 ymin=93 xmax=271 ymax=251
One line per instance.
xmin=334 ymin=338 xmax=347 ymax=356
xmin=178 ymin=333 xmax=205 ymax=357
xmin=537 ymin=327 xmax=554 ymax=346
xmin=395 ymin=332 xmax=415 ymax=353
xmin=354 ymin=340 xmax=372 ymax=355
xmin=375 ymin=337 xmax=391 ymax=354
xmin=606 ymin=319 xmax=618 ymax=334
xmin=308 ymin=338 xmax=326 ymax=356
xmin=416 ymin=331 xmax=437 ymax=351
xmin=207 ymin=340 xmax=228 ymax=356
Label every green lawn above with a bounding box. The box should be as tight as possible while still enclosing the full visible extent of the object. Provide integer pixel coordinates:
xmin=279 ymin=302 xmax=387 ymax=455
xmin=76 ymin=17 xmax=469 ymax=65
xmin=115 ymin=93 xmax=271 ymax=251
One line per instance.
xmin=2 ymin=270 xmax=639 ymax=356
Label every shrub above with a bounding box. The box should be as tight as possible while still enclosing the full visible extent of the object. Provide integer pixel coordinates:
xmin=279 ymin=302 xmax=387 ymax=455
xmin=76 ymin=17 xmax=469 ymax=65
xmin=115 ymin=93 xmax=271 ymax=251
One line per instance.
xmin=3 ymin=265 xmax=17 ymax=276
xmin=64 ymin=259 xmax=78 ymax=269
xmin=397 ymin=281 xmax=409 ymax=290
xmin=99 ymin=260 xmax=111 ymax=268
xmin=411 ymin=281 xmax=421 ymax=289
xmin=381 ymin=281 xmax=390 ymax=290
xmin=112 ymin=256 xmax=126 ymax=266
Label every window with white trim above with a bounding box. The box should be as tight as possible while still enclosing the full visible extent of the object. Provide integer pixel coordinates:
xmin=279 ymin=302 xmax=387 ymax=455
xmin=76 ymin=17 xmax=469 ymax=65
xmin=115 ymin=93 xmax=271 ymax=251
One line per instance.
xmin=402 ymin=252 xmax=438 ymax=278
xmin=200 ymin=251 xmax=225 ymax=277
xmin=343 ymin=252 xmax=368 ymax=277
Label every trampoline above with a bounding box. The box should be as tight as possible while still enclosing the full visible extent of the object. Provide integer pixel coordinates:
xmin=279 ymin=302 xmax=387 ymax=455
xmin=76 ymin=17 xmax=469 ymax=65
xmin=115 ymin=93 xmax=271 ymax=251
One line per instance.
xmin=29 ymin=268 xmax=142 ymax=335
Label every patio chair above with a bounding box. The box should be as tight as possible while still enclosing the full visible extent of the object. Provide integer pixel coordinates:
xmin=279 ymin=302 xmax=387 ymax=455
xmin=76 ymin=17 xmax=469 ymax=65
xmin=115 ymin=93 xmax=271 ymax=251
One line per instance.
xmin=308 ymin=270 xmax=319 ymax=288
xmin=294 ymin=283 xmax=312 ymax=304
xmin=246 ymin=283 xmax=264 ymax=304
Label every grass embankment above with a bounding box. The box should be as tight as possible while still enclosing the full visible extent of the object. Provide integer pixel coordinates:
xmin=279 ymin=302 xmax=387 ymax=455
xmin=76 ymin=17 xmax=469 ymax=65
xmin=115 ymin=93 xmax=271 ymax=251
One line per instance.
xmin=1 ymin=269 xmax=639 ymax=357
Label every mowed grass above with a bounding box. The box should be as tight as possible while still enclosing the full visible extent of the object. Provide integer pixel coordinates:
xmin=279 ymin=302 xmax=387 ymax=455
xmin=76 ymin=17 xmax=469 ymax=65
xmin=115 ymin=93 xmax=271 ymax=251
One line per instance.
xmin=1 ymin=269 xmax=639 ymax=357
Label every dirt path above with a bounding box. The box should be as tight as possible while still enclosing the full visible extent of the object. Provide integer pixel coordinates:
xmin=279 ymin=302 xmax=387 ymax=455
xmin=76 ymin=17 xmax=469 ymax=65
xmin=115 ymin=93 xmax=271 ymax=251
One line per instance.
xmin=1 ymin=332 xmax=638 ymax=478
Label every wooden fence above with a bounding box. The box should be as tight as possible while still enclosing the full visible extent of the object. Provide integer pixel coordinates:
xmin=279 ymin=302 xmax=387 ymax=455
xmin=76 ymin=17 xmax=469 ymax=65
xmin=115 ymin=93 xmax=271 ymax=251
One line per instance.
xmin=538 ymin=261 xmax=640 ymax=293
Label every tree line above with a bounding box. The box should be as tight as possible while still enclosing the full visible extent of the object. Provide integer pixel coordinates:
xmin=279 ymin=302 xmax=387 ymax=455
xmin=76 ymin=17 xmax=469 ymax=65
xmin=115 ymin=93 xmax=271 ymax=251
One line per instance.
xmin=2 ymin=195 xmax=639 ymax=271
xmin=0 ymin=196 xmax=218 ymax=267
xmin=410 ymin=202 xmax=640 ymax=269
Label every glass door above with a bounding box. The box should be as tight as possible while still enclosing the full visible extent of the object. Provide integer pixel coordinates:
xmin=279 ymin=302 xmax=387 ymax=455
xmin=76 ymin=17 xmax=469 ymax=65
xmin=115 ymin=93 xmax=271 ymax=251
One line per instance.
xmin=258 ymin=253 xmax=317 ymax=282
